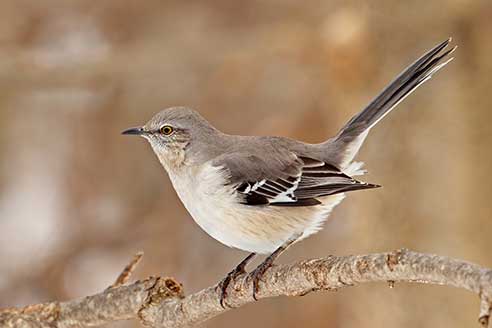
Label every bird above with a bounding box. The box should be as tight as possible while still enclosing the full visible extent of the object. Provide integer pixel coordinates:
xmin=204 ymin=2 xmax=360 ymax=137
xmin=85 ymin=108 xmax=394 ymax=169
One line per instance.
xmin=122 ymin=38 xmax=456 ymax=307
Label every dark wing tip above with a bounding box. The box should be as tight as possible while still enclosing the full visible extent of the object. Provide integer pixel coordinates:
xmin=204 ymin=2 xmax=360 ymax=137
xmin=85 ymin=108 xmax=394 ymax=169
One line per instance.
xmin=352 ymin=181 xmax=381 ymax=191
xmin=346 ymin=181 xmax=382 ymax=192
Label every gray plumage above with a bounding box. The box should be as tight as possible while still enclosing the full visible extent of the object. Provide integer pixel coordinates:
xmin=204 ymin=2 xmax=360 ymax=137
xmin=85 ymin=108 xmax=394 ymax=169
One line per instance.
xmin=123 ymin=39 xmax=455 ymax=255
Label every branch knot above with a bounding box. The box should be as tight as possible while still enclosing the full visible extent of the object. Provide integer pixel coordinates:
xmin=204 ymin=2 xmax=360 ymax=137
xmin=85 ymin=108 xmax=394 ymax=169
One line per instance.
xmin=138 ymin=277 xmax=184 ymax=326
xmin=386 ymin=248 xmax=406 ymax=271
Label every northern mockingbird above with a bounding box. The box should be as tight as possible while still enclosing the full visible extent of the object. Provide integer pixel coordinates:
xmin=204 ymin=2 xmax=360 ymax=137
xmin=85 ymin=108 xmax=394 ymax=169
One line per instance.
xmin=123 ymin=39 xmax=455 ymax=306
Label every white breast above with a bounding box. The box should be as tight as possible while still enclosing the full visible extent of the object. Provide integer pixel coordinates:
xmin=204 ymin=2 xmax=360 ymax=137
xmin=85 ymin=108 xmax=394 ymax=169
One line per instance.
xmin=169 ymin=164 xmax=237 ymax=244
xmin=167 ymin=162 xmax=346 ymax=254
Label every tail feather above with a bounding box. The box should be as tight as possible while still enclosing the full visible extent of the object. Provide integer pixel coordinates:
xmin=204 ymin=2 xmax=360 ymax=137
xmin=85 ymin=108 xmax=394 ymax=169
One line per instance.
xmin=326 ymin=38 xmax=456 ymax=168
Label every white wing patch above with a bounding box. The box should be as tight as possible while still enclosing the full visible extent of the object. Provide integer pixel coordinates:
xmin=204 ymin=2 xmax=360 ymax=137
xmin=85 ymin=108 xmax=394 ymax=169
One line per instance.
xmin=249 ymin=179 xmax=266 ymax=192
xmin=238 ymin=176 xmax=301 ymax=203
xmin=265 ymin=177 xmax=300 ymax=203
xmin=235 ymin=155 xmax=379 ymax=206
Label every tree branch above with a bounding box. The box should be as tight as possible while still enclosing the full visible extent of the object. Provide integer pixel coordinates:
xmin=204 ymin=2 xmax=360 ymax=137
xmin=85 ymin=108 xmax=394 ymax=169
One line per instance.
xmin=1 ymin=249 xmax=491 ymax=328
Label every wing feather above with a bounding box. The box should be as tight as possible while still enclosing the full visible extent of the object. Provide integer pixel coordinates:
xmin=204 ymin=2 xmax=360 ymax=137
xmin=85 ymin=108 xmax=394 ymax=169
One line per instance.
xmin=212 ymin=153 xmax=379 ymax=207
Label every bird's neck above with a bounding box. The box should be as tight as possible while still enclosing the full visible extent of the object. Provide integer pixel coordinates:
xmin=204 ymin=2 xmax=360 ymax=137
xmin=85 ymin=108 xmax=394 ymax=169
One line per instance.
xmin=151 ymin=143 xmax=188 ymax=173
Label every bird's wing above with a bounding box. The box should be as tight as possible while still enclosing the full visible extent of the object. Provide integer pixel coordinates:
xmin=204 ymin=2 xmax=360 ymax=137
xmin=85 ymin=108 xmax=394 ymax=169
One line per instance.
xmin=212 ymin=153 xmax=379 ymax=206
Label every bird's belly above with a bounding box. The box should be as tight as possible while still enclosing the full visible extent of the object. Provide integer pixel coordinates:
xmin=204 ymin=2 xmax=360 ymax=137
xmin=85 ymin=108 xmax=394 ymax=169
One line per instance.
xmin=170 ymin=164 xmax=345 ymax=254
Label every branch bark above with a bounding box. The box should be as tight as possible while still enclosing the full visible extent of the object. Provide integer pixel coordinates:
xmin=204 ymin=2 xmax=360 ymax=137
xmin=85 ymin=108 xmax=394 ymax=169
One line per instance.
xmin=1 ymin=249 xmax=491 ymax=328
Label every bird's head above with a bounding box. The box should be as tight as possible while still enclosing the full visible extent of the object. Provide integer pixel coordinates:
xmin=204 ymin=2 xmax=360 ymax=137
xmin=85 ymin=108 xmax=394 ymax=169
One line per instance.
xmin=122 ymin=107 xmax=217 ymax=170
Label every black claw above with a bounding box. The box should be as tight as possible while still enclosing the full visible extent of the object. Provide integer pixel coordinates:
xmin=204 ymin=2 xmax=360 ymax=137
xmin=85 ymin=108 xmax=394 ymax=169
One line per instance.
xmin=217 ymin=253 xmax=256 ymax=308
xmin=250 ymin=260 xmax=273 ymax=301
xmin=217 ymin=277 xmax=230 ymax=308
xmin=217 ymin=277 xmax=229 ymax=308
xmin=217 ymin=267 xmax=242 ymax=308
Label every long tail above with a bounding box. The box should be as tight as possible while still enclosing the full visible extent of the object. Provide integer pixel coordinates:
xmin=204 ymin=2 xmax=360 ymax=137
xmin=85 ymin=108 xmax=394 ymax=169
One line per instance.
xmin=325 ymin=38 xmax=456 ymax=169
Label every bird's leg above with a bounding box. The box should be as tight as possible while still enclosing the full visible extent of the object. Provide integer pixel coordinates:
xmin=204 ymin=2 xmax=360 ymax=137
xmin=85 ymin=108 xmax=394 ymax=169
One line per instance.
xmin=217 ymin=252 xmax=256 ymax=308
xmin=249 ymin=234 xmax=300 ymax=301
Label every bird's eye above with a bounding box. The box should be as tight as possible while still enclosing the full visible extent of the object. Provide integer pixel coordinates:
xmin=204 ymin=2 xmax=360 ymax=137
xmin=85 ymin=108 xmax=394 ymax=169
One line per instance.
xmin=160 ymin=125 xmax=174 ymax=135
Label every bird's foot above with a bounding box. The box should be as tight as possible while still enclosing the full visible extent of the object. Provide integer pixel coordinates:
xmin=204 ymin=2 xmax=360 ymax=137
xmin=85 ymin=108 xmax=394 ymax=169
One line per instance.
xmin=217 ymin=253 xmax=256 ymax=308
xmin=249 ymin=257 xmax=275 ymax=301
xmin=217 ymin=266 xmax=245 ymax=308
xmin=248 ymin=234 xmax=301 ymax=301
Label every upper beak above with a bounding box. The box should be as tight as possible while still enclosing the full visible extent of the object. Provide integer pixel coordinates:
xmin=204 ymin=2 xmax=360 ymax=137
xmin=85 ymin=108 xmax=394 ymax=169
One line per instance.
xmin=121 ymin=127 xmax=145 ymax=136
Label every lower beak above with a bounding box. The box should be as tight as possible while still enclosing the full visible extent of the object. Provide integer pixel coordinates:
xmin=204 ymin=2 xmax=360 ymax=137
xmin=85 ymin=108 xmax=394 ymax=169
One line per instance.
xmin=122 ymin=127 xmax=145 ymax=136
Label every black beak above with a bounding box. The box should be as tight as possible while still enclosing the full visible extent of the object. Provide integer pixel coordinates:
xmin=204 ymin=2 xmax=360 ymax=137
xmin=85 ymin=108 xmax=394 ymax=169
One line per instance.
xmin=121 ymin=127 xmax=145 ymax=136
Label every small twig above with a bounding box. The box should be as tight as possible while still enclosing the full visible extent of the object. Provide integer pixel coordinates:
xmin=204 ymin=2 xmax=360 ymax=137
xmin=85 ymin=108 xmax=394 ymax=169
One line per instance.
xmin=110 ymin=252 xmax=144 ymax=289
xmin=479 ymin=293 xmax=491 ymax=328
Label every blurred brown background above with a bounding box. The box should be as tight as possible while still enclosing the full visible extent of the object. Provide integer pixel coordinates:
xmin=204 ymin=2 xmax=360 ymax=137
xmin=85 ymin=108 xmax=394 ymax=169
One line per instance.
xmin=1 ymin=0 xmax=491 ymax=327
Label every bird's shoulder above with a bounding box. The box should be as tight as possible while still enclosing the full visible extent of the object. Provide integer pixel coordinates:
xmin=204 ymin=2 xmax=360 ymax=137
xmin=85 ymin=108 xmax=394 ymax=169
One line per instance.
xmin=209 ymin=135 xmax=334 ymax=182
